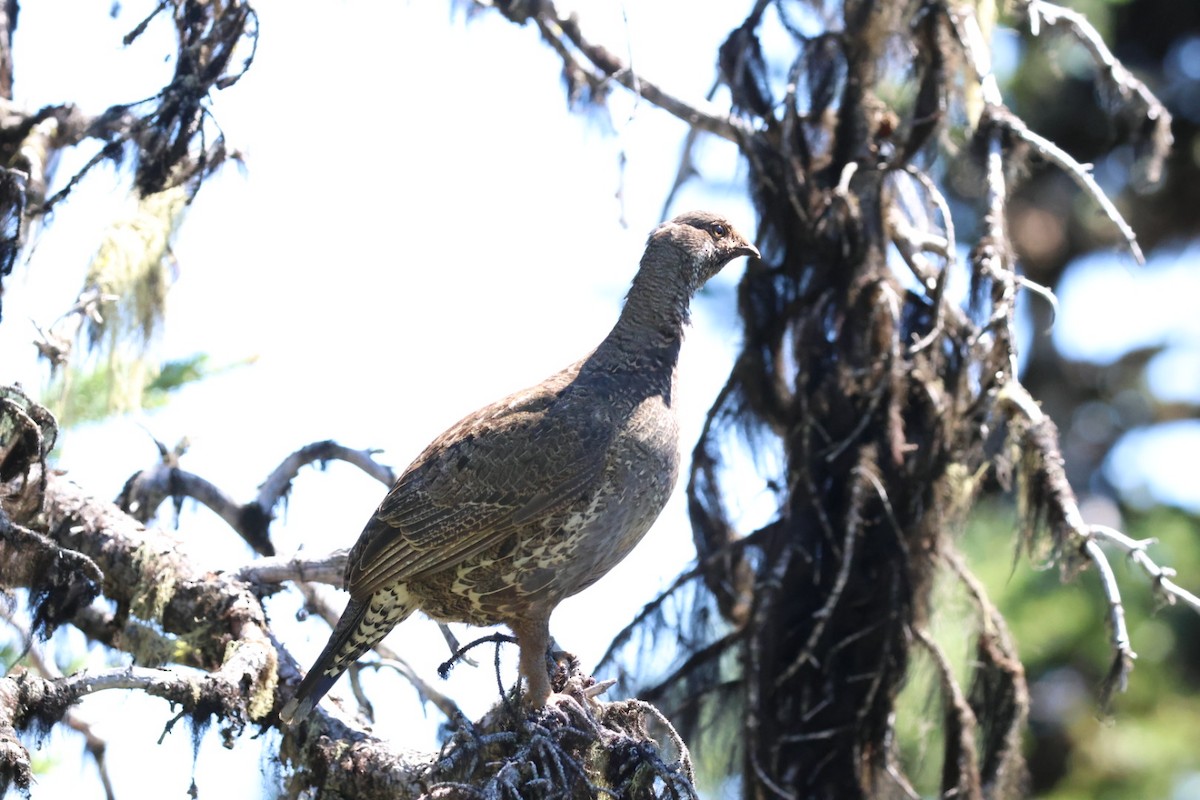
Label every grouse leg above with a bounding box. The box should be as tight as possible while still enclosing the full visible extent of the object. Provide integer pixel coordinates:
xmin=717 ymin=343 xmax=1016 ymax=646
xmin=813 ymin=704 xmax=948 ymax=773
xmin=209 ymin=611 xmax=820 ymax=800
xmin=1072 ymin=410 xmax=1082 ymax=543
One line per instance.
xmin=510 ymin=614 xmax=553 ymax=707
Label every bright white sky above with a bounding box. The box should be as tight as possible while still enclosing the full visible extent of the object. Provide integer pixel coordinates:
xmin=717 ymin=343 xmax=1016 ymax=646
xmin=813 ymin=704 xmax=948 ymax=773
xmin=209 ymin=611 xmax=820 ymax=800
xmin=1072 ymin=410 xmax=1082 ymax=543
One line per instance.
xmin=2 ymin=1 xmax=1197 ymax=798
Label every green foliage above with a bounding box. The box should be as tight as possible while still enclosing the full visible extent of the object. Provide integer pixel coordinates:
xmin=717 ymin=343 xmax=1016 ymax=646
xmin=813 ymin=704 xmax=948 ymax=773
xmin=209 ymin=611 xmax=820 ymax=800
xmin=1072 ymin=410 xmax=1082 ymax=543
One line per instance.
xmin=145 ymin=353 xmax=218 ymax=402
xmin=41 ymin=352 xmax=250 ymax=429
xmin=83 ymin=186 xmax=188 ymax=353
xmin=894 ymin=502 xmax=1200 ymax=798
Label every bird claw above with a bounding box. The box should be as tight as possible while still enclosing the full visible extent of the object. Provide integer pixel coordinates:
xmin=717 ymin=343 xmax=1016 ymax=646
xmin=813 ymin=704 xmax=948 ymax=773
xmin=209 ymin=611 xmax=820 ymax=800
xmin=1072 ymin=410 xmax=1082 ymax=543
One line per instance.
xmin=540 ymin=690 xmax=591 ymax=724
xmin=581 ymin=678 xmax=617 ymax=698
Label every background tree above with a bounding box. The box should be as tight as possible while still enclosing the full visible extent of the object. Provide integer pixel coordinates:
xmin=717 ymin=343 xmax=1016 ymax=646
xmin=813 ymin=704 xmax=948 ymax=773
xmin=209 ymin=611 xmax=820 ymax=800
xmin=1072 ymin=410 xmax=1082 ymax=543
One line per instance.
xmin=1 ymin=1 xmax=1198 ymax=799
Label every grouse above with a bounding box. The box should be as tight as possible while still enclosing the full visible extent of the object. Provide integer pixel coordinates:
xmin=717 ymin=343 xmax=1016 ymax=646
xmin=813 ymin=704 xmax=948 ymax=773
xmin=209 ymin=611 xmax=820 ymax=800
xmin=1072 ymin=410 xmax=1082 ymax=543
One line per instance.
xmin=281 ymin=211 xmax=758 ymax=722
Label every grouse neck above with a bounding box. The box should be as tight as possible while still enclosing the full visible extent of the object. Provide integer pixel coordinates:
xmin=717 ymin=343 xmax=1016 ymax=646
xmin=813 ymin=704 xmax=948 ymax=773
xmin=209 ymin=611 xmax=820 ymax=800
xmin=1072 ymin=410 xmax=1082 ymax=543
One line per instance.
xmin=608 ymin=266 xmax=693 ymax=351
xmin=576 ymin=271 xmax=688 ymax=404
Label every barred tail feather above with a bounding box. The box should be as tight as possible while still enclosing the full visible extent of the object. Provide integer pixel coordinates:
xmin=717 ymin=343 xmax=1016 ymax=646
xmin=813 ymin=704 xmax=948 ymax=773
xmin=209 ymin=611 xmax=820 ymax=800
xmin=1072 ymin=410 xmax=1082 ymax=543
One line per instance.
xmin=280 ymin=667 xmax=340 ymax=724
xmin=281 ymin=588 xmax=414 ymax=724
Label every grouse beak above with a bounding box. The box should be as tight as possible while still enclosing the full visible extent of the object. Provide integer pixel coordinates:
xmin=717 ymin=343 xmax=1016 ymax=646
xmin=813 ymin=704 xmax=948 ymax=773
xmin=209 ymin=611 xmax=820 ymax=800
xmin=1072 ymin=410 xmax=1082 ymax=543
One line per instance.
xmin=734 ymin=241 xmax=760 ymax=261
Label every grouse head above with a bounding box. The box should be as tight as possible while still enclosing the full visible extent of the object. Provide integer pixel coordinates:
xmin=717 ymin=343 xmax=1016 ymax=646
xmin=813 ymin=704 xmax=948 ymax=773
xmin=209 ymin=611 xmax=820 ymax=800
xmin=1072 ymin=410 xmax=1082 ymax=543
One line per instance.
xmin=646 ymin=211 xmax=759 ymax=293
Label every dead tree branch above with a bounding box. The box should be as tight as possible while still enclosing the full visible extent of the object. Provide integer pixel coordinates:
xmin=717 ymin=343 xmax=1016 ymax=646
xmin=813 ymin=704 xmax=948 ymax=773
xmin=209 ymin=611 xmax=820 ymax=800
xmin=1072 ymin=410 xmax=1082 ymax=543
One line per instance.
xmin=1022 ymin=0 xmax=1173 ymax=185
xmin=1088 ymin=525 xmax=1200 ymax=612
xmin=995 ymin=382 xmax=1199 ymax=704
xmin=117 ymin=438 xmax=396 ymax=557
xmin=483 ymin=0 xmax=752 ymax=143
xmin=236 ymin=549 xmax=348 ymax=587
xmin=1 ymin=466 xmax=434 ymax=798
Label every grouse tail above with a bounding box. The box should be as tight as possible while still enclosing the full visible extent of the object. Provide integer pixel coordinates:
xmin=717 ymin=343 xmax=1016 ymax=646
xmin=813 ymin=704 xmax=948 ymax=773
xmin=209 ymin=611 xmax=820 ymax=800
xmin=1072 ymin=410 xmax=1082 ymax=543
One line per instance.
xmin=280 ymin=598 xmax=372 ymax=724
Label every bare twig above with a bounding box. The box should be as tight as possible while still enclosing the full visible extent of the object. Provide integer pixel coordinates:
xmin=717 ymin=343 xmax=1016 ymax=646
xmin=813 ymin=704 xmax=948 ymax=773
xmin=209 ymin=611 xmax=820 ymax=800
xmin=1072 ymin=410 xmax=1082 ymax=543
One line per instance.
xmin=1088 ymin=525 xmax=1200 ymax=613
xmin=1005 ymin=117 xmax=1144 ymax=265
xmin=1080 ymin=537 xmax=1136 ymax=699
xmin=485 ymin=0 xmax=751 ymax=144
xmin=236 ymin=549 xmax=348 ymax=587
xmin=1024 ymin=0 xmax=1172 ymax=185
xmin=6 ymin=664 xmax=205 ymax=700
xmin=1014 ymin=273 xmax=1060 ymax=330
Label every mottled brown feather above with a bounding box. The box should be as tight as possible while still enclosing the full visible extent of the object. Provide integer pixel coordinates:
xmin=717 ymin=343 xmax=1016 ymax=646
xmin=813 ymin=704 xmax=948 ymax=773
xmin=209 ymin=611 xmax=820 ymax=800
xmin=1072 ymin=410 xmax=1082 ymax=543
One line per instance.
xmin=347 ymin=359 xmax=612 ymax=597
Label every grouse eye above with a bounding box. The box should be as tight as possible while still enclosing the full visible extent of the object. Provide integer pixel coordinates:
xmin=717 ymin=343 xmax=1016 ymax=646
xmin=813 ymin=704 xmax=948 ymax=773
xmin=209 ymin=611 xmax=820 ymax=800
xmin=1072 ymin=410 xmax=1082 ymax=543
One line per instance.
xmin=712 ymin=223 xmax=728 ymax=238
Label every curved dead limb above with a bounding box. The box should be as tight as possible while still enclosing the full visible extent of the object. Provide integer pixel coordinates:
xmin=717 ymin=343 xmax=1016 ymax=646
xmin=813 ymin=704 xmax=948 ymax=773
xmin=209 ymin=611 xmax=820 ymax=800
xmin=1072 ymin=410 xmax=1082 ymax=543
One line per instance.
xmin=255 ymin=439 xmax=396 ymax=507
xmin=1023 ymin=0 xmax=1173 ymax=186
xmin=952 ymin=3 xmax=1147 ymax=265
xmin=996 ymin=382 xmax=1200 ymax=706
xmin=910 ymin=626 xmax=983 ymax=800
xmin=480 ymin=0 xmax=752 ymax=144
xmin=117 ymin=439 xmax=396 ymax=557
